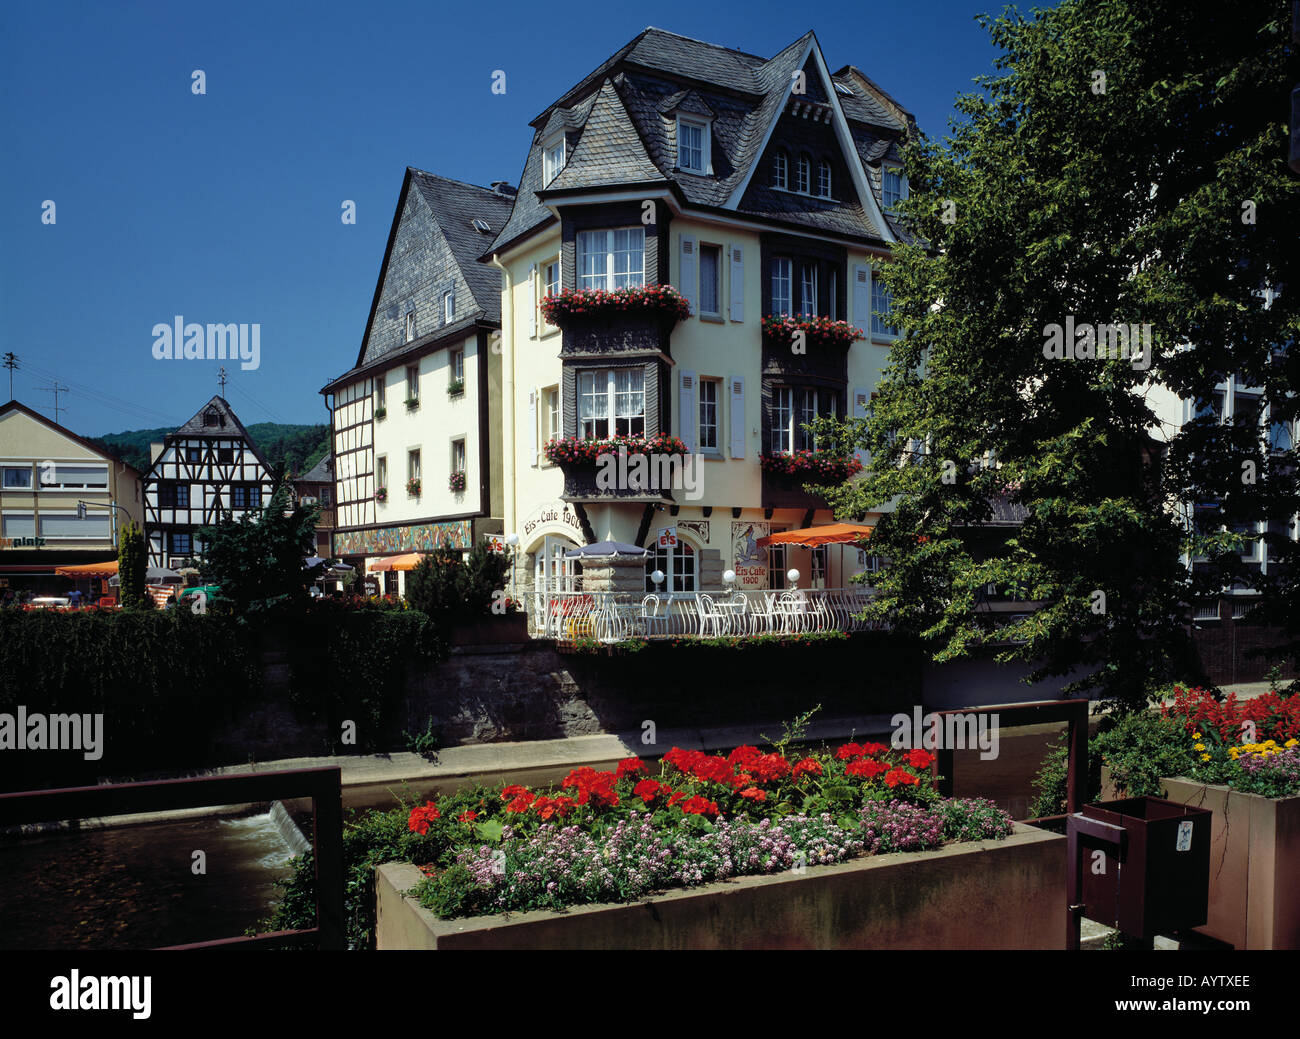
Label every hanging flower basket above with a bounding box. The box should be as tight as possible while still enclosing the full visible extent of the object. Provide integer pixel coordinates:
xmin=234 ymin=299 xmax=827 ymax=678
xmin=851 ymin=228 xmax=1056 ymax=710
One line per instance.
xmin=543 ymin=433 xmax=689 ymax=466
xmin=540 ymin=285 xmax=692 ymax=326
xmin=760 ymin=451 xmax=864 ymax=483
xmin=448 ymin=471 xmax=466 ymax=493
xmin=406 ymin=478 xmax=422 ymax=497
xmin=761 ymin=314 xmax=863 ymax=350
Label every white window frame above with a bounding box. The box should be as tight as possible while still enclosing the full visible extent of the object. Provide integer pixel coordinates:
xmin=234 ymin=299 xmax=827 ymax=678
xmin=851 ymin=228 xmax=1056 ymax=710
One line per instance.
xmin=443 ymin=290 xmax=455 ymax=324
xmin=796 ymin=154 xmax=811 ymax=194
xmin=773 ymin=150 xmax=788 ymax=189
xmin=451 ymin=437 xmax=466 ymax=477
xmin=451 ymin=348 xmax=464 ymax=384
xmin=676 ymin=115 xmax=710 ymax=175
xmin=799 ymin=262 xmax=818 ymax=318
xmin=0 ymin=511 xmax=36 ymax=537
xmin=543 ymin=386 xmax=560 ymax=460
xmin=817 ymin=159 xmax=832 ymax=198
xmin=771 ymin=256 xmax=793 ymax=315
xmin=2 ymin=465 xmax=33 ymax=490
xmin=376 ymin=455 xmax=388 ymax=492
xmin=871 ymin=275 xmax=898 ymax=339
xmin=882 ymin=164 xmax=908 ymax=211
xmin=407 ymin=448 xmax=421 ymax=483
xmin=646 ymin=537 xmax=696 ymax=593
xmin=698 ymin=377 xmax=721 ymax=453
xmin=405 ymin=310 xmax=415 ymax=343
xmin=406 ymin=364 xmax=420 ymax=401
xmin=35 ymin=463 xmax=109 ymax=491
xmin=772 ymin=386 xmax=794 ymax=454
xmin=698 ymin=243 xmax=722 ymax=317
xmin=577 ymin=228 xmax=645 ymax=291
xmin=543 ymin=136 xmax=566 ymax=186
xmin=375 ymin=375 xmax=387 ymax=410
xmin=578 ymin=368 xmax=645 ymax=439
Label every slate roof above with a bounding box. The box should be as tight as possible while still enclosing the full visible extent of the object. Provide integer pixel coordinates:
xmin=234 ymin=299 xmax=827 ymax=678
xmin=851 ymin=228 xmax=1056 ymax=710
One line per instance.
xmin=173 ymin=395 xmax=258 ymax=442
xmin=483 ymin=27 xmax=916 ymax=258
xmin=297 ymin=454 xmax=334 ymax=484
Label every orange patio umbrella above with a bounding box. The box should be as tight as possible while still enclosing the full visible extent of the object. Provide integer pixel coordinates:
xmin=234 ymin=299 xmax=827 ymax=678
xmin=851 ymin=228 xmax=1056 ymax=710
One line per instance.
xmin=368 ymin=552 xmax=426 ymax=572
xmin=755 ymin=523 xmax=874 ymax=547
xmin=54 ymin=561 xmax=119 ymax=578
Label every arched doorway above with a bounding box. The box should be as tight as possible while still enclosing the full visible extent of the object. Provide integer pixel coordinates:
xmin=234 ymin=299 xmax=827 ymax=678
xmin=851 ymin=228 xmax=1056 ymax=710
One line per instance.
xmin=644 ymin=536 xmax=697 ymax=593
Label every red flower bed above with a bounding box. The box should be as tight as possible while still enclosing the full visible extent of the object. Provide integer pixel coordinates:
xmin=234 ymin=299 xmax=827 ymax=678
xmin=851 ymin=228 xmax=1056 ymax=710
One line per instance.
xmin=760 ymin=451 xmax=864 ymax=483
xmin=1163 ymin=686 xmax=1300 ymax=743
xmin=761 ymin=314 xmax=863 ymax=349
xmin=543 ymin=432 xmax=689 ymax=466
xmin=540 ymin=284 xmax=692 ymax=325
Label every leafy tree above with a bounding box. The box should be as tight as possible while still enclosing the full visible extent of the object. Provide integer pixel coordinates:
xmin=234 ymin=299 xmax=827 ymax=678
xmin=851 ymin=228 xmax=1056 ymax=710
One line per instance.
xmin=117 ymin=520 xmax=148 ymax=610
xmin=820 ymin=0 xmax=1299 ymax=707
xmin=196 ymin=484 xmax=323 ymax=616
xmin=405 ymin=542 xmax=511 ymax=622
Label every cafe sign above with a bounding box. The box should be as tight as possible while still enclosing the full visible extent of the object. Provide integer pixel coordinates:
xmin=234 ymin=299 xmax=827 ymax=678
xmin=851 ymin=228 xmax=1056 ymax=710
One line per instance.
xmin=0 ymin=536 xmax=45 ymax=549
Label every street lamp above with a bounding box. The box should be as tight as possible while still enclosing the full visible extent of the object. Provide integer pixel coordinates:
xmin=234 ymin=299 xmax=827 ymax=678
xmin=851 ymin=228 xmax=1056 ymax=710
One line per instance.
xmin=787 ymin=568 xmax=800 ymax=589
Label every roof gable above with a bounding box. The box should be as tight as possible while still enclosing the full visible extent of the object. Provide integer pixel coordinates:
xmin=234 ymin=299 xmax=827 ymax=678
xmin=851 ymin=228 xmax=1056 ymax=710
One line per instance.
xmin=0 ymin=400 xmax=141 ymax=476
xmin=543 ymin=79 xmax=668 ymax=194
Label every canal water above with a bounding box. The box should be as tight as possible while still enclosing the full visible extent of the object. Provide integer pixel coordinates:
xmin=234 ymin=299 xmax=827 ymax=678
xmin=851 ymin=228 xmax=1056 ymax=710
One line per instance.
xmin=0 ymin=811 xmax=301 ymax=950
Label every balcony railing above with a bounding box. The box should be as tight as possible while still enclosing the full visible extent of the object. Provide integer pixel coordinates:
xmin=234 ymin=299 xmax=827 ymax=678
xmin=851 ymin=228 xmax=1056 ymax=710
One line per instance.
xmin=530 ymin=587 xmax=886 ymax=643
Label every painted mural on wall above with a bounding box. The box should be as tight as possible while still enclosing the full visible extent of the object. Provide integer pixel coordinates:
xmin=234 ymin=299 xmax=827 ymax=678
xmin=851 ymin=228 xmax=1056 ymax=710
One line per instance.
xmin=334 ymin=519 xmax=473 ymax=556
xmin=731 ymin=521 xmax=769 ymax=589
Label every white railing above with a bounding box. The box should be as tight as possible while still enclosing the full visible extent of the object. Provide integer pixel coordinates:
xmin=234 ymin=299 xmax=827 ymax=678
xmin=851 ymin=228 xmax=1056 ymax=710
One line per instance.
xmin=530 ymin=587 xmax=886 ymax=642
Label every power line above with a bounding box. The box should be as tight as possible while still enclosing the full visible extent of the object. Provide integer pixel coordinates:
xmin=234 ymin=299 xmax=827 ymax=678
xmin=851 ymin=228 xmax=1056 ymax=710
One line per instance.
xmin=15 ymin=358 xmax=182 ymax=427
xmin=228 ymin=380 xmax=284 ymax=424
xmin=3 ymin=352 xmax=16 ymax=400
xmin=38 ymin=382 xmax=69 ymax=424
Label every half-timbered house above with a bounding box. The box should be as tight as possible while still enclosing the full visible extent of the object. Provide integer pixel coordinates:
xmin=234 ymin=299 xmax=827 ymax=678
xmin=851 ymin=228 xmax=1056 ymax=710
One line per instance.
xmin=142 ymin=395 xmax=275 ymax=568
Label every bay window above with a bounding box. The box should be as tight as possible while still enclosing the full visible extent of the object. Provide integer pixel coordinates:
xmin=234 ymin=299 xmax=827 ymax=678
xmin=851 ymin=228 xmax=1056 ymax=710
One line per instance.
xmin=577 ymin=228 xmax=645 ymax=291
xmin=579 ymin=368 xmax=645 ymax=438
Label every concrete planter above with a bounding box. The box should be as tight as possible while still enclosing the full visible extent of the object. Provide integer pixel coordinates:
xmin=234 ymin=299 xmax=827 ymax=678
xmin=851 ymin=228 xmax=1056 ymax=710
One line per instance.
xmin=1159 ymin=777 xmax=1300 ymax=950
xmin=374 ymin=823 xmax=1065 ymax=950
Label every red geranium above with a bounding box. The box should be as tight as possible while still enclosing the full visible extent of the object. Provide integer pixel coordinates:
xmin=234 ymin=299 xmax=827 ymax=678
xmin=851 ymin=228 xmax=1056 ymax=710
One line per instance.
xmin=903 ymin=748 xmax=934 ymax=769
xmin=634 ymin=779 xmax=672 ymax=806
xmin=884 ymin=767 xmax=921 ymax=788
xmin=793 ymin=757 xmax=823 ymax=778
xmin=836 ymin=742 xmax=864 ymax=760
xmin=407 ymin=801 xmax=441 ymax=835
xmin=457 ymin=810 xmax=479 ymax=823
xmin=739 ymin=787 xmax=766 ymax=802
xmin=845 ymin=759 xmax=889 ymax=779
xmin=680 ymin=795 xmax=720 ymax=818
xmin=505 ymin=792 xmax=536 ymax=813
xmin=616 ymin=757 xmax=646 ymax=778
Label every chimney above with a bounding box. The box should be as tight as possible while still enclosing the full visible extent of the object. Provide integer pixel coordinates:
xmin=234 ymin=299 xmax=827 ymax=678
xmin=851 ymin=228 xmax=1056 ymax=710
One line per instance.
xmin=490 ymin=181 xmax=517 ymax=197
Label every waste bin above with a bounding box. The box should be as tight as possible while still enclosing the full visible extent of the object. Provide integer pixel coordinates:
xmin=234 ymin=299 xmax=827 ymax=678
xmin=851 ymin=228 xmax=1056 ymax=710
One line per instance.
xmin=1072 ymin=796 xmax=1212 ymax=939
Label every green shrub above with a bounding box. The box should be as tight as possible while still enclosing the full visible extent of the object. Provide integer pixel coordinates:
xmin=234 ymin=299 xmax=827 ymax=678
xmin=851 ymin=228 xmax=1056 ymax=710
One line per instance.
xmin=1091 ymin=712 xmax=1197 ymax=797
xmin=117 ymin=520 xmax=147 ymax=610
xmin=405 ymin=543 xmax=510 ymax=621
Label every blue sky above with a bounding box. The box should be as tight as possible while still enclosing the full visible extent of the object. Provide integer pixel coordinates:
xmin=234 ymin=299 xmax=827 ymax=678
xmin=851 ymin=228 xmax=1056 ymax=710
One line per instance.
xmin=0 ymin=0 xmax=1026 ymax=436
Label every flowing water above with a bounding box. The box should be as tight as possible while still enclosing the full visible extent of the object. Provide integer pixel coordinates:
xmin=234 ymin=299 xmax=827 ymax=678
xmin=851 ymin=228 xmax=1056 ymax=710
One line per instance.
xmin=0 ymin=810 xmax=301 ymax=949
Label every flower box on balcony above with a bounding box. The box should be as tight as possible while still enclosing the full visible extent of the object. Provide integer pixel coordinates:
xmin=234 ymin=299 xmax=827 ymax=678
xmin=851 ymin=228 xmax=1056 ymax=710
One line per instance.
xmin=761 ymin=314 xmax=863 ymax=351
xmin=545 ymin=286 xmax=689 ymax=359
xmin=545 ymin=434 xmax=688 ymax=502
xmin=374 ymin=823 xmax=1065 ymax=949
xmin=541 ymin=285 xmax=692 ymax=326
xmin=448 ymin=380 xmax=464 ymax=398
xmin=760 ymin=451 xmax=864 ymax=484
xmin=448 ymin=471 xmax=466 ymax=493
xmin=406 ymin=478 xmax=421 ymax=498
xmin=375 ymin=487 xmax=388 ymax=503
xmin=405 ymin=397 xmax=420 ymax=412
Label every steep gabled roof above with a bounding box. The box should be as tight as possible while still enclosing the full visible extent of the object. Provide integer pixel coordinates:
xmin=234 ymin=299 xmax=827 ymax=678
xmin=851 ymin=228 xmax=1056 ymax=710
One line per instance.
xmin=483 ymin=27 xmax=914 ymax=258
xmin=296 ymin=453 xmax=334 ymax=484
xmin=152 ymin=396 xmax=272 ymax=478
xmin=409 ymin=171 xmax=515 ymax=317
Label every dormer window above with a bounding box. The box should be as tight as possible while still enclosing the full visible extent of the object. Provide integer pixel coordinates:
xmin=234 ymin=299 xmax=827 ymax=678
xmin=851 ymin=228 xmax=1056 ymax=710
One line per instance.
xmin=443 ymin=290 xmax=455 ymax=324
xmin=543 ymin=136 xmax=566 ymax=186
xmin=772 ymin=150 xmax=788 ymax=189
xmin=676 ymin=115 xmax=710 ymax=175
xmin=405 ymin=309 xmax=415 ymax=343
xmin=817 ymin=159 xmax=832 ymax=198
xmin=203 ymin=410 xmax=219 ymax=427
xmin=883 ymin=165 xmax=908 ymax=211
xmin=796 ymin=153 xmax=811 ymax=194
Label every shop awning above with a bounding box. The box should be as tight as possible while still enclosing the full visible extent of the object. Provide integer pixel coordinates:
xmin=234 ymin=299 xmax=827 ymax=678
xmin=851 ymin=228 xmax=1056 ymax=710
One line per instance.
xmin=756 ymin=523 xmax=875 ymax=548
xmin=53 ymin=561 xmax=119 ymax=578
xmin=369 ymin=552 xmax=426 ymax=572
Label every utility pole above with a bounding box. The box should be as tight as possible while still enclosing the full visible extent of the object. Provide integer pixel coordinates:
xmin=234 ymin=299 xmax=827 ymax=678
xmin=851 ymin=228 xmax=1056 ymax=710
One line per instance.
xmin=39 ymin=382 xmax=69 ymax=424
xmin=2 ymin=353 xmax=16 ymax=400
xmin=218 ymin=366 xmax=228 ymax=395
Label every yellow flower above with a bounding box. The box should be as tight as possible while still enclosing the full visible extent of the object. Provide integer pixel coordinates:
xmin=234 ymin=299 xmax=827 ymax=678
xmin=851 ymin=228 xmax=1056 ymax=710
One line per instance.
xmin=1193 ymin=732 xmax=1203 ymax=740
xmin=1193 ymin=743 xmax=1206 ymax=752
xmin=1286 ymin=739 xmax=1298 ymax=749
xmin=1228 ymin=747 xmax=1241 ymax=759
xmin=1201 ymin=753 xmax=1211 ymax=762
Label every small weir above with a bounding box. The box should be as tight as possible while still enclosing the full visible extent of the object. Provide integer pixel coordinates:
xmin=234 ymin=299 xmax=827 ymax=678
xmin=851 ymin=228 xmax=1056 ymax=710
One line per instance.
xmin=0 ymin=805 xmax=308 ymax=950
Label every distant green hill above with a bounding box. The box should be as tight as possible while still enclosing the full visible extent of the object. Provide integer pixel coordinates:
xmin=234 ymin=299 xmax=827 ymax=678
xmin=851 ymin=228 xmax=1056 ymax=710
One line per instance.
xmin=92 ymin=422 xmax=329 ymax=483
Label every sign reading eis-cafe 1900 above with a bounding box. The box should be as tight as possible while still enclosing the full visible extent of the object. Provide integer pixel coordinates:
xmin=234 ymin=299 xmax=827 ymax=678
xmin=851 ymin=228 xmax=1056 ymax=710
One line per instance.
xmin=731 ymin=521 xmax=769 ymax=589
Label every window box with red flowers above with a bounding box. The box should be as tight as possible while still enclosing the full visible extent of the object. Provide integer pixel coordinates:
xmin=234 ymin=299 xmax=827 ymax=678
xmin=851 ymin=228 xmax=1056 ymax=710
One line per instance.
xmin=363 ymin=739 xmax=1060 ymax=949
xmin=761 ymin=314 xmax=863 ymax=350
xmin=760 ymin=451 xmax=864 ymax=484
xmin=448 ymin=471 xmax=466 ymax=493
xmin=545 ymin=286 xmax=689 ymax=359
xmin=406 ymin=478 xmax=421 ymax=498
xmin=540 ymin=285 xmax=692 ymax=326
xmin=545 ymin=433 xmax=689 ymax=501
xmin=375 ymin=487 xmax=388 ymax=503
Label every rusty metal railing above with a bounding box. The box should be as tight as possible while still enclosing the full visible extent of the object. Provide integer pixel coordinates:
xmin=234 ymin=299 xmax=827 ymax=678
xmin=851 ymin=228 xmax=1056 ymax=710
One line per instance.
xmin=0 ymin=766 xmax=344 ymax=950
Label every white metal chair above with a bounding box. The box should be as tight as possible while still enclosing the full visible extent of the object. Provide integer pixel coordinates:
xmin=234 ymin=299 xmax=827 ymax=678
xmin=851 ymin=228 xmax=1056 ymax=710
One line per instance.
xmin=696 ymin=592 xmax=728 ymax=637
xmin=641 ymin=594 xmax=670 ymax=637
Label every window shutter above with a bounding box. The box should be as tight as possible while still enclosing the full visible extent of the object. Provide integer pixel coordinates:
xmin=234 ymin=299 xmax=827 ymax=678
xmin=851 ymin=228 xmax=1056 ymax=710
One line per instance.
xmin=852 ymin=387 xmax=870 ymax=467
xmin=852 ymin=264 xmax=871 ymax=332
xmin=679 ymin=237 xmax=697 ymax=315
xmin=729 ymin=375 xmax=745 ymax=458
xmin=528 ymin=264 xmax=538 ymax=337
xmin=528 ymin=389 xmax=538 ymax=467
xmin=729 ymin=244 xmax=744 ymax=321
xmin=679 ymin=369 xmax=696 ymax=453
